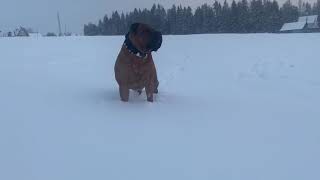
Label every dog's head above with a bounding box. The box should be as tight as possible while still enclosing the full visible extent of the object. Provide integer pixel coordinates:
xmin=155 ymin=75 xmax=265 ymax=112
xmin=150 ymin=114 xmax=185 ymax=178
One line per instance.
xmin=128 ymin=23 xmax=162 ymax=53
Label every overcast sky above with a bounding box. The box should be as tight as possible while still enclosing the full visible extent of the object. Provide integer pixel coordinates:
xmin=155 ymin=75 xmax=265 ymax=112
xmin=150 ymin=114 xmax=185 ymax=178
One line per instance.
xmin=0 ymin=0 xmax=316 ymax=34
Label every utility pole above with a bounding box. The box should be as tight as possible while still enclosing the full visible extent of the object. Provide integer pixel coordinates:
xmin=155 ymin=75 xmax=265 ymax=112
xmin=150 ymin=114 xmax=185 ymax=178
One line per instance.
xmin=57 ymin=12 xmax=62 ymax=36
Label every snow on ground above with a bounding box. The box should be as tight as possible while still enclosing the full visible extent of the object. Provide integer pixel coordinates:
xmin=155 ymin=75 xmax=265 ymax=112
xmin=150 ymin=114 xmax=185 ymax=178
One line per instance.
xmin=0 ymin=34 xmax=319 ymax=180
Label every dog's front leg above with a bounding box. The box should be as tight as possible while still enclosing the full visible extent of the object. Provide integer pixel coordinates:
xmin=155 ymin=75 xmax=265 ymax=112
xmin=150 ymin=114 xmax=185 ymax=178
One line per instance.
xmin=145 ymin=81 xmax=154 ymax=102
xmin=146 ymin=90 xmax=153 ymax=102
xmin=119 ymin=85 xmax=129 ymax=102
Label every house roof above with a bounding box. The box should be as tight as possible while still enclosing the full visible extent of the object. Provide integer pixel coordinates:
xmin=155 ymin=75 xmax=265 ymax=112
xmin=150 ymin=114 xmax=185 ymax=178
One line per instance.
xmin=298 ymin=15 xmax=318 ymax=24
xmin=280 ymin=22 xmax=306 ymax=31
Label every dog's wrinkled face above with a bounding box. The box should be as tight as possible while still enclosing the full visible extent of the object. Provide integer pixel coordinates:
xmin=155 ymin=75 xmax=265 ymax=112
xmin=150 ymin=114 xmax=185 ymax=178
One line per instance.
xmin=129 ymin=23 xmax=162 ymax=53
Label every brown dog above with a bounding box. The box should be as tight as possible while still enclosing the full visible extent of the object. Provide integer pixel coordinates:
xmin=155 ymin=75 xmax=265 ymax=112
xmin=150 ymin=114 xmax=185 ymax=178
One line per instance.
xmin=114 ymin=23 xmax=162 ymax=102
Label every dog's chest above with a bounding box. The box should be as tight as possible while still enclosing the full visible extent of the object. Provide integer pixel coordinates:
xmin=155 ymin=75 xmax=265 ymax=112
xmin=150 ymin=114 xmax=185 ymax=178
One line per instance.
xmin=130 ymin=59 xmax=152 ymax=85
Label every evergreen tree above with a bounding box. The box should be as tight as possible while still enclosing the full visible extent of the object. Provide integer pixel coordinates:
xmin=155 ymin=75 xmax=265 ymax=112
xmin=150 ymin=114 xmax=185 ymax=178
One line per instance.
xmin=98 ymin=20 xmax=104 ymax=35
xmin=237 ymin=0 xmax=250 ymax=33
xmin=167 ymin=5 xmax=177 ymax=34
xmin=84 ymin=0 xmax=306 ymax=35
xmin=221 ymin=0 xmax=231 ymax=32
xmin=268 ymin=1 xmax=282 ymax=32
xmin=301 ymin=2 xmax=312 ymax=15
xmin=280 ymin=0 xmax=299 ymax=25
xmin=156 ymin=4 xmax=167 ymax=33
xmin=264 ymin=0 xmax=282 ymax=32
xmin=313 ymin=0 xmax=320 ymax=18
xmin=185 ymin=7 xmax=194 ymax=34
xmin=230 ymin=0 xmax=240 ymax=33
xmin=193 ymin=6 xmax=203 ymax=34
xmin=202 ymin=4 xmax=215 ymax=33
xmin=102 ymin=15 xmax=109 ymax=35
xmin=250 ymin=0 xmax=265 ymax=32
xmin=176 ymin=5 xmax=184 ymax=34
xmin=119 ymin=13 xmax=126 ymax=35
xmin=84 ymin=23 xmax=100 ymax=36
xmin=213 ymin=1 xmax=223 ymax=33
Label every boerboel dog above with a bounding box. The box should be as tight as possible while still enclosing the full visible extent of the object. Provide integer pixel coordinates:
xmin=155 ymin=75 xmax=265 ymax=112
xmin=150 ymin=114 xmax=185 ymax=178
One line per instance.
xmin=114 ymin=23 xmax=162 ymax=102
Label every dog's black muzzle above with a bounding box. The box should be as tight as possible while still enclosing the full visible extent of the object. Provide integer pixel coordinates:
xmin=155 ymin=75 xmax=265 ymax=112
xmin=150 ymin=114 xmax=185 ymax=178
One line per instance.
xmin=148 ymin=31 xmax=162 ymax=52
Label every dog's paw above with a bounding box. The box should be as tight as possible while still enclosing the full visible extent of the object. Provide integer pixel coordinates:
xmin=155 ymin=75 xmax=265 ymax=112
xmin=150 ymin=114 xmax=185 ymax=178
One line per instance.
xmin=147 ymin=93 xmax=154 ymax=102
xmin=121 ymin=97 xmax=129 ymax=102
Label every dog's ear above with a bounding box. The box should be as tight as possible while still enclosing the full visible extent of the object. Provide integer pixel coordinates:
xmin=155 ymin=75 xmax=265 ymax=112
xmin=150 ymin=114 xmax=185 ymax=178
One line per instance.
xmin=130 ymin=23 xmax=140 ymax=34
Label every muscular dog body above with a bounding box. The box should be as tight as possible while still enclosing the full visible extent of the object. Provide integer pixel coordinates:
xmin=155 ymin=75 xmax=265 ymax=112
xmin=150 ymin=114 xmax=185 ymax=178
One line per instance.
xmin=114 ymin=23 xmax=162 ymax=102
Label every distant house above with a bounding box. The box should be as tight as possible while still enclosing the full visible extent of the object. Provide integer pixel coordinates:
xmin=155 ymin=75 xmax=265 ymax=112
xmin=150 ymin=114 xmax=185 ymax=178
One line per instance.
xmin=0 ymin=30 xmax=9 ymax=37
xmin=280 ymin=15 xmax=319 ymax=33
xmin=15 ymin=27 xmax=29 ymax=36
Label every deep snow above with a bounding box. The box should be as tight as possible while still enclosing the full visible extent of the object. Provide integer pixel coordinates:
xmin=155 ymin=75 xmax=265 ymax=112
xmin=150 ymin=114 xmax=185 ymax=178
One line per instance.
xmin=0 ymin=34 xmax=319 ymax=180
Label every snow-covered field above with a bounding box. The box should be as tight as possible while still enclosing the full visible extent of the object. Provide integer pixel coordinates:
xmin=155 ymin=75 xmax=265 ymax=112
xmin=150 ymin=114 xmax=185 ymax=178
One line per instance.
xmin=0 ymin=34 xmax=319 ymax=180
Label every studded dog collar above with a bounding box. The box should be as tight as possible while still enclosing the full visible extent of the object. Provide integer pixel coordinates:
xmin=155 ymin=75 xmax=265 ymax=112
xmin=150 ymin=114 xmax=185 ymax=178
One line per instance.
xmin=124 ymin=33 xmax=148 ymax=60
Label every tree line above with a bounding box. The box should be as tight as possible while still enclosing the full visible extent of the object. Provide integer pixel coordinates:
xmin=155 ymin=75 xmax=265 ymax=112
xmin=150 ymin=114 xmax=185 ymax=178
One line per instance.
xmin=84 ymin=0 xmax=320 ymax=35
